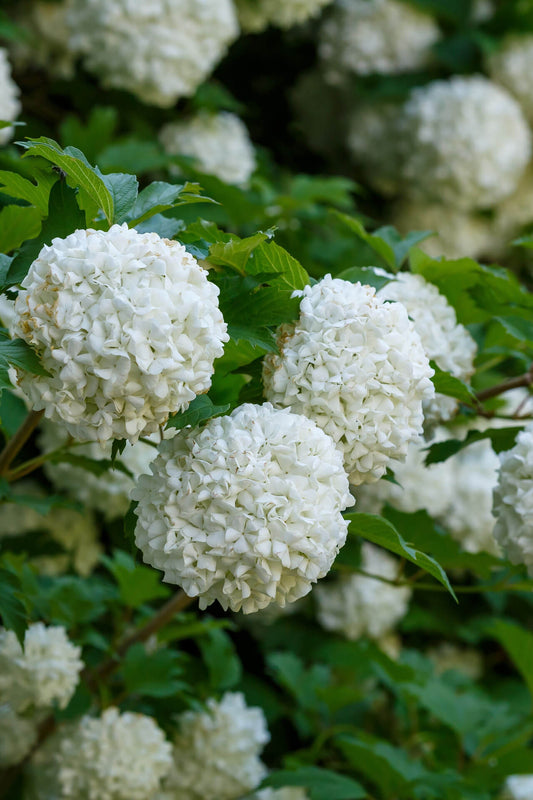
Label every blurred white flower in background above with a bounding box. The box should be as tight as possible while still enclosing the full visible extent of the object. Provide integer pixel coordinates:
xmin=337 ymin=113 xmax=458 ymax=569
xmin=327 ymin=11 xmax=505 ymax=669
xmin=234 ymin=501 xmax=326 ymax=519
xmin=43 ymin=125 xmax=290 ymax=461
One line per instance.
xmin=0 ymin=47 xmax=21 ymax=144
xmin=236 ymin=0 xmax=334 ymax=32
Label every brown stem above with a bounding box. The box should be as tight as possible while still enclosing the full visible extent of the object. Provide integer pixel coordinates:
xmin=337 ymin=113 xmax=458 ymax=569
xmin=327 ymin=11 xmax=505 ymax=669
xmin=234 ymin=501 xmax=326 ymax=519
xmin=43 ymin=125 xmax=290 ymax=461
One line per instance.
xmin=0 ymin=590 xmax=194 ymax=797
xmin=0 ymin=410 xmax=44 ymax=476
xmin=83 ymin=589 xmax=194 ymax=689
xmin=475 ymin=367 xmax=533 ymax=404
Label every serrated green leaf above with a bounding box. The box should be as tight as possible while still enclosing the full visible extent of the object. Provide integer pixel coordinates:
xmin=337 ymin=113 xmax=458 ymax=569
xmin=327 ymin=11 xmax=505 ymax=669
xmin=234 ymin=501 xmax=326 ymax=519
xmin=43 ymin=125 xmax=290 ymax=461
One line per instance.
xmin=101 ymin=172 xmax=138 ymax=224
xmin=5 ymin=180 xmax=85 ymax=287
xmin=166 ymin=395 xmax=230 ymax=430
xmin=249 ymin=240 xmax=309 ymax=291
xmin=0 ymin=204 xmax=42 ymax=254
xmin=0 ymin=168 xmax=56 ymax=215
xmin=262 ymin=767 xmax=366 ymax=800
xmin=209 ymin=232 xmax=269 ymax=274
xmin=0 ymin=337 xmax=50 ymax=394
xmin=17 ymin=137 xmax=114 ymax=224
xmin=430 ymin=362 xmax=476 ymax=404
xmin=344 ymin=513 xmax=457 ymax=601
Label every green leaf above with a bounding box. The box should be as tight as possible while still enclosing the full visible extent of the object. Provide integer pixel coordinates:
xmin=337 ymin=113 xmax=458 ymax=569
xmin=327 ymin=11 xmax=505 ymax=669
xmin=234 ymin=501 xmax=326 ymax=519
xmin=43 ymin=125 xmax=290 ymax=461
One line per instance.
xmin=332 ymin=214 xmax=430 ymax=271
xmin=6 ymin=180 xmax=85 ymax=287
xmin=344 ymin=513 xmax=457 ymax=601
xmin=262 ymin=767 xmax=366 ymax=800
xmin=101 ymin=172 xmax=138 ymax=224
xmin=489 ymin=620 xmax=533 ymax=704
xmin=17 ymin=137 xmax=115 ymax=224
xmin=127 ymin=181 xmax=213 ymax=227
xmin=336 ymin=266 xmax=392 ymax=290
xmin=0 ymin=336 xmax=50 ymax=391
xmin=249 ymin=240 xmax=309 ymax=292
xmin=122 ymin=643 xmax=185 ymax=698
xmin=0 ymin=568 xmax=28 ymax=644
xmin=59 ymin=107 xmax=119 ymax=165
xmin=101 ymin=550 xmax=170 ymax=608
xmin=337 ymin=733 xmax=425 ymax=795
xmin=430 ymin=362 xmax=476 ymax=404
xmin=267 ymin=651 xmax=331 ymax=712
xmin=166 ymin=395 xmax=230 ymax=430
xmin=424 ymin=426 xmax=524 ymax=465
xmin=198 ymin=628 xmax=242 ymax=690
xmin=0 ymin=167 xmax=56 ymax=215
xmin=209 ymin=231 xmax=270 ymax=274
xmin=48 ymin=451 xmax=132 ymax=479
xmin=0 ymin=205 xmax=42 ymax=254
xmin=0 ymin=389 xmax=27 ymax=437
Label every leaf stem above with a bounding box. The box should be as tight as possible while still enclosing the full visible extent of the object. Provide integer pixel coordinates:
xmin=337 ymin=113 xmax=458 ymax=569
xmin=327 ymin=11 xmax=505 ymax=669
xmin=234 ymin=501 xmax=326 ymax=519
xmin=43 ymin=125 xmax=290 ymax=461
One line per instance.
xmin=0 ymin=409 xmax=44 ymax=476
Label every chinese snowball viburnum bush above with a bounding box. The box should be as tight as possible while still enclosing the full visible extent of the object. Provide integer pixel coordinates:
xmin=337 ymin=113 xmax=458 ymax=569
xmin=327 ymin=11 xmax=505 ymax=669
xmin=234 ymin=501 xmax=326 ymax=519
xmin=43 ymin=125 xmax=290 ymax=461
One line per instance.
xmin=12 ymin=224 xmax=228 ymax=443
xmin=133 ymin=402 xmax=353 ymax=613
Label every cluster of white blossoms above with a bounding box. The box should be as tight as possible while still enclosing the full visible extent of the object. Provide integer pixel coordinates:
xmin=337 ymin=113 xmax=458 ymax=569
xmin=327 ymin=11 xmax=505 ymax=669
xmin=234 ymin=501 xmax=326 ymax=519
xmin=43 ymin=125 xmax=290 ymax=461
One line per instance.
xmin=263 ymin=276 xmax=434 ymax=485
xmin=159 ymin=693 xmax=269 ymax=800
xmin=315 ymin=543 xmax=412 ymax=641
xmin=391 ymin=200 xmax=494 ymax=260
xmin=65 ymin=0 xmax=239 ymax=107
xmin=487 ymin=35 xmax=533 ymax=124
xmin=51 ymin=708 xmax=172 ymax=800
xmin=503 ymin=776 xmax=533 ymax=800
xmin=493 ymin=426 xmax=533 ymax=575
xmin=236 ymin=0 xmax=333 ymax=32
xmin=0 ymin=47 xmax=21 ymax=145
xmin=426 ymin=643 xmax=483 ymax=681
xmin=39 ymin=421 xmax=157 ymax=519
xmin=377 ymin=273 xmax=477 ymax=422
xmin=399 ymin=76 xmax=531 ymax=210
xmin=13 ymin=225 xmax=228 ymax=443
xmin=347 ymin=102 xmax=404 ymax=196
xmin=319 ymin=0 xmax=439 ymax=84
xmin=133 ymin=402 xmax=352 ymax=613
xmin=0 ymin=623 xmax=82 ymax=712
xmin=0 ymin=704 xmax=38 ymax=767
xmin=160 ymin=111 xmax=256 ymax=187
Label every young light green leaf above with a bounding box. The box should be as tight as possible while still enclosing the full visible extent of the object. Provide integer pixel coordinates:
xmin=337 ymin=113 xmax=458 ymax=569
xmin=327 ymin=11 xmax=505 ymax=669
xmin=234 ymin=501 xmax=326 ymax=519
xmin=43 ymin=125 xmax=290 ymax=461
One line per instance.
xmin=430 ymin=362 xmax=476 ymax=404
xmin=166 ymin=395 xmax=230 ymax=430
xmin=0 ymin=205 xmax=42 ymax=254
xmin=0 ymin=168 xmax=56 ymax=215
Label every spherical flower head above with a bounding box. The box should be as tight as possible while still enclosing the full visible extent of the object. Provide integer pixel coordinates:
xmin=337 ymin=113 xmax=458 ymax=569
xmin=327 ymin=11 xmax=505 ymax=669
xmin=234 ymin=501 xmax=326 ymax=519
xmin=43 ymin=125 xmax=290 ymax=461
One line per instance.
xmin=66 ymin=0 xmax=239 ymax=107
xmin=39 ymin=420 xmax=157 ymax=519
xmin=503 ymin=776 xmax=533 ymax=800
xmin=426 ymin=643 xmax=483 ymax=681
xmin=0 ymin=623 xmax=82 ymax=712
xmin=493 ymin=426 xmax=533 ymax=575
xmin=133 ymin=402 xmax=352 ymax=614
xmin=160 ymin=111 xmax=256 ymax=188
xmin=0 ymin=48 xmax=21 ymax=144
xmin=236 ymin=0 xmax=333 ymax=33
xmin=391 ymin=200 xmax=494 ymax=260
xmin=347 ymin=102 xmax=405 ymax=196
xmin=263 ymin=276 xmax=435 ymax=485
xmin=487 ymin=35 xmax=533 ymax=124
xmin=55 ymin=707 xmax=172 ymax=800
xmin=315 ymin=543 xmax=412 ymax=640
xmin=161 ymin=692 xmax=269 ymax=800
xmin=10 ymin=1 xmax=75 ymax=79
xmin=13 ymin=224 xmax=228 ymax=444
xmin=319 ymin=0 xmax=439 ymax=83
xmin=0 ymin=704 xmax=38 ymax=767
xmin=378 ymin=273 xmax=477 ymax=423
xmin=399 ymin=76 xmax=531 ymax=210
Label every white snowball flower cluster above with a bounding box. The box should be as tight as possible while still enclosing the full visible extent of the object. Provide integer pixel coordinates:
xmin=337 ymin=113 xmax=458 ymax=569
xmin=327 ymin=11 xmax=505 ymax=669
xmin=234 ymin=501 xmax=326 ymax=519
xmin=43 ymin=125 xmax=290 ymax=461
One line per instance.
xmin=0 ymin=47 xmax=21 ymax=144
xmin=503 ymin=776 xmax=533 ymax=800
xmin=487 ymin=35 xmax=533 ymax=123
xmin=66 ymin=0 xmax=239 ymax=107
xmin=426 ymin=643 xmax=483 ymax=681
xmin=319 ymin=0 xmax=439 ymax=83
xmin=133 ymin=402 xmax=352 ymax=614
xmin=347 ymin=102 xmax=404 ymax=196
xmin=399 ymin=76 xmax=531 ymax=210
xmin=391 ymin=200 xmax=494 ymax=260
xmin=316 ymin=543 xmax=412 ymax=640
xmin=493 ymin=426 xmax=533 ymax=575
xmin=0 ymin=704 xmax=38 ymax=767
xmin=377 ymin=272 xmax=477 ymax=422
xmin=160 ymin=111 xmax=256 ymax=187
xmin=55 ymin=708 xmax=172 ymax=800
xmin=236 ymin=0 xmax=333 ymax=32
xmin=13 ymin=224 xmax=228 ymax=443
xmin=263 ymin=276 xmax=434 ymax=485
xmin=0 ymin=293 xmax=16 ymax=333
xmin=0 ymin=623 xmax=82 ymax=712
xmin=160 ymin=693 xmax=269 ymax=800
xmin=39 ymin=421 xmax=157 ymax=519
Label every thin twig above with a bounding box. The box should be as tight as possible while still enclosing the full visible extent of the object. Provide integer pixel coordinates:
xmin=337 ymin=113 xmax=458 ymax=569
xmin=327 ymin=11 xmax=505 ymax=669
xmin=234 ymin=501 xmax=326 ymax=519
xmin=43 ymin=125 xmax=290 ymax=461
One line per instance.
xmin=0 ymin=410 xmax=44 ymax=476
xmin=475 ymin=366 xmax=533 ymax=403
